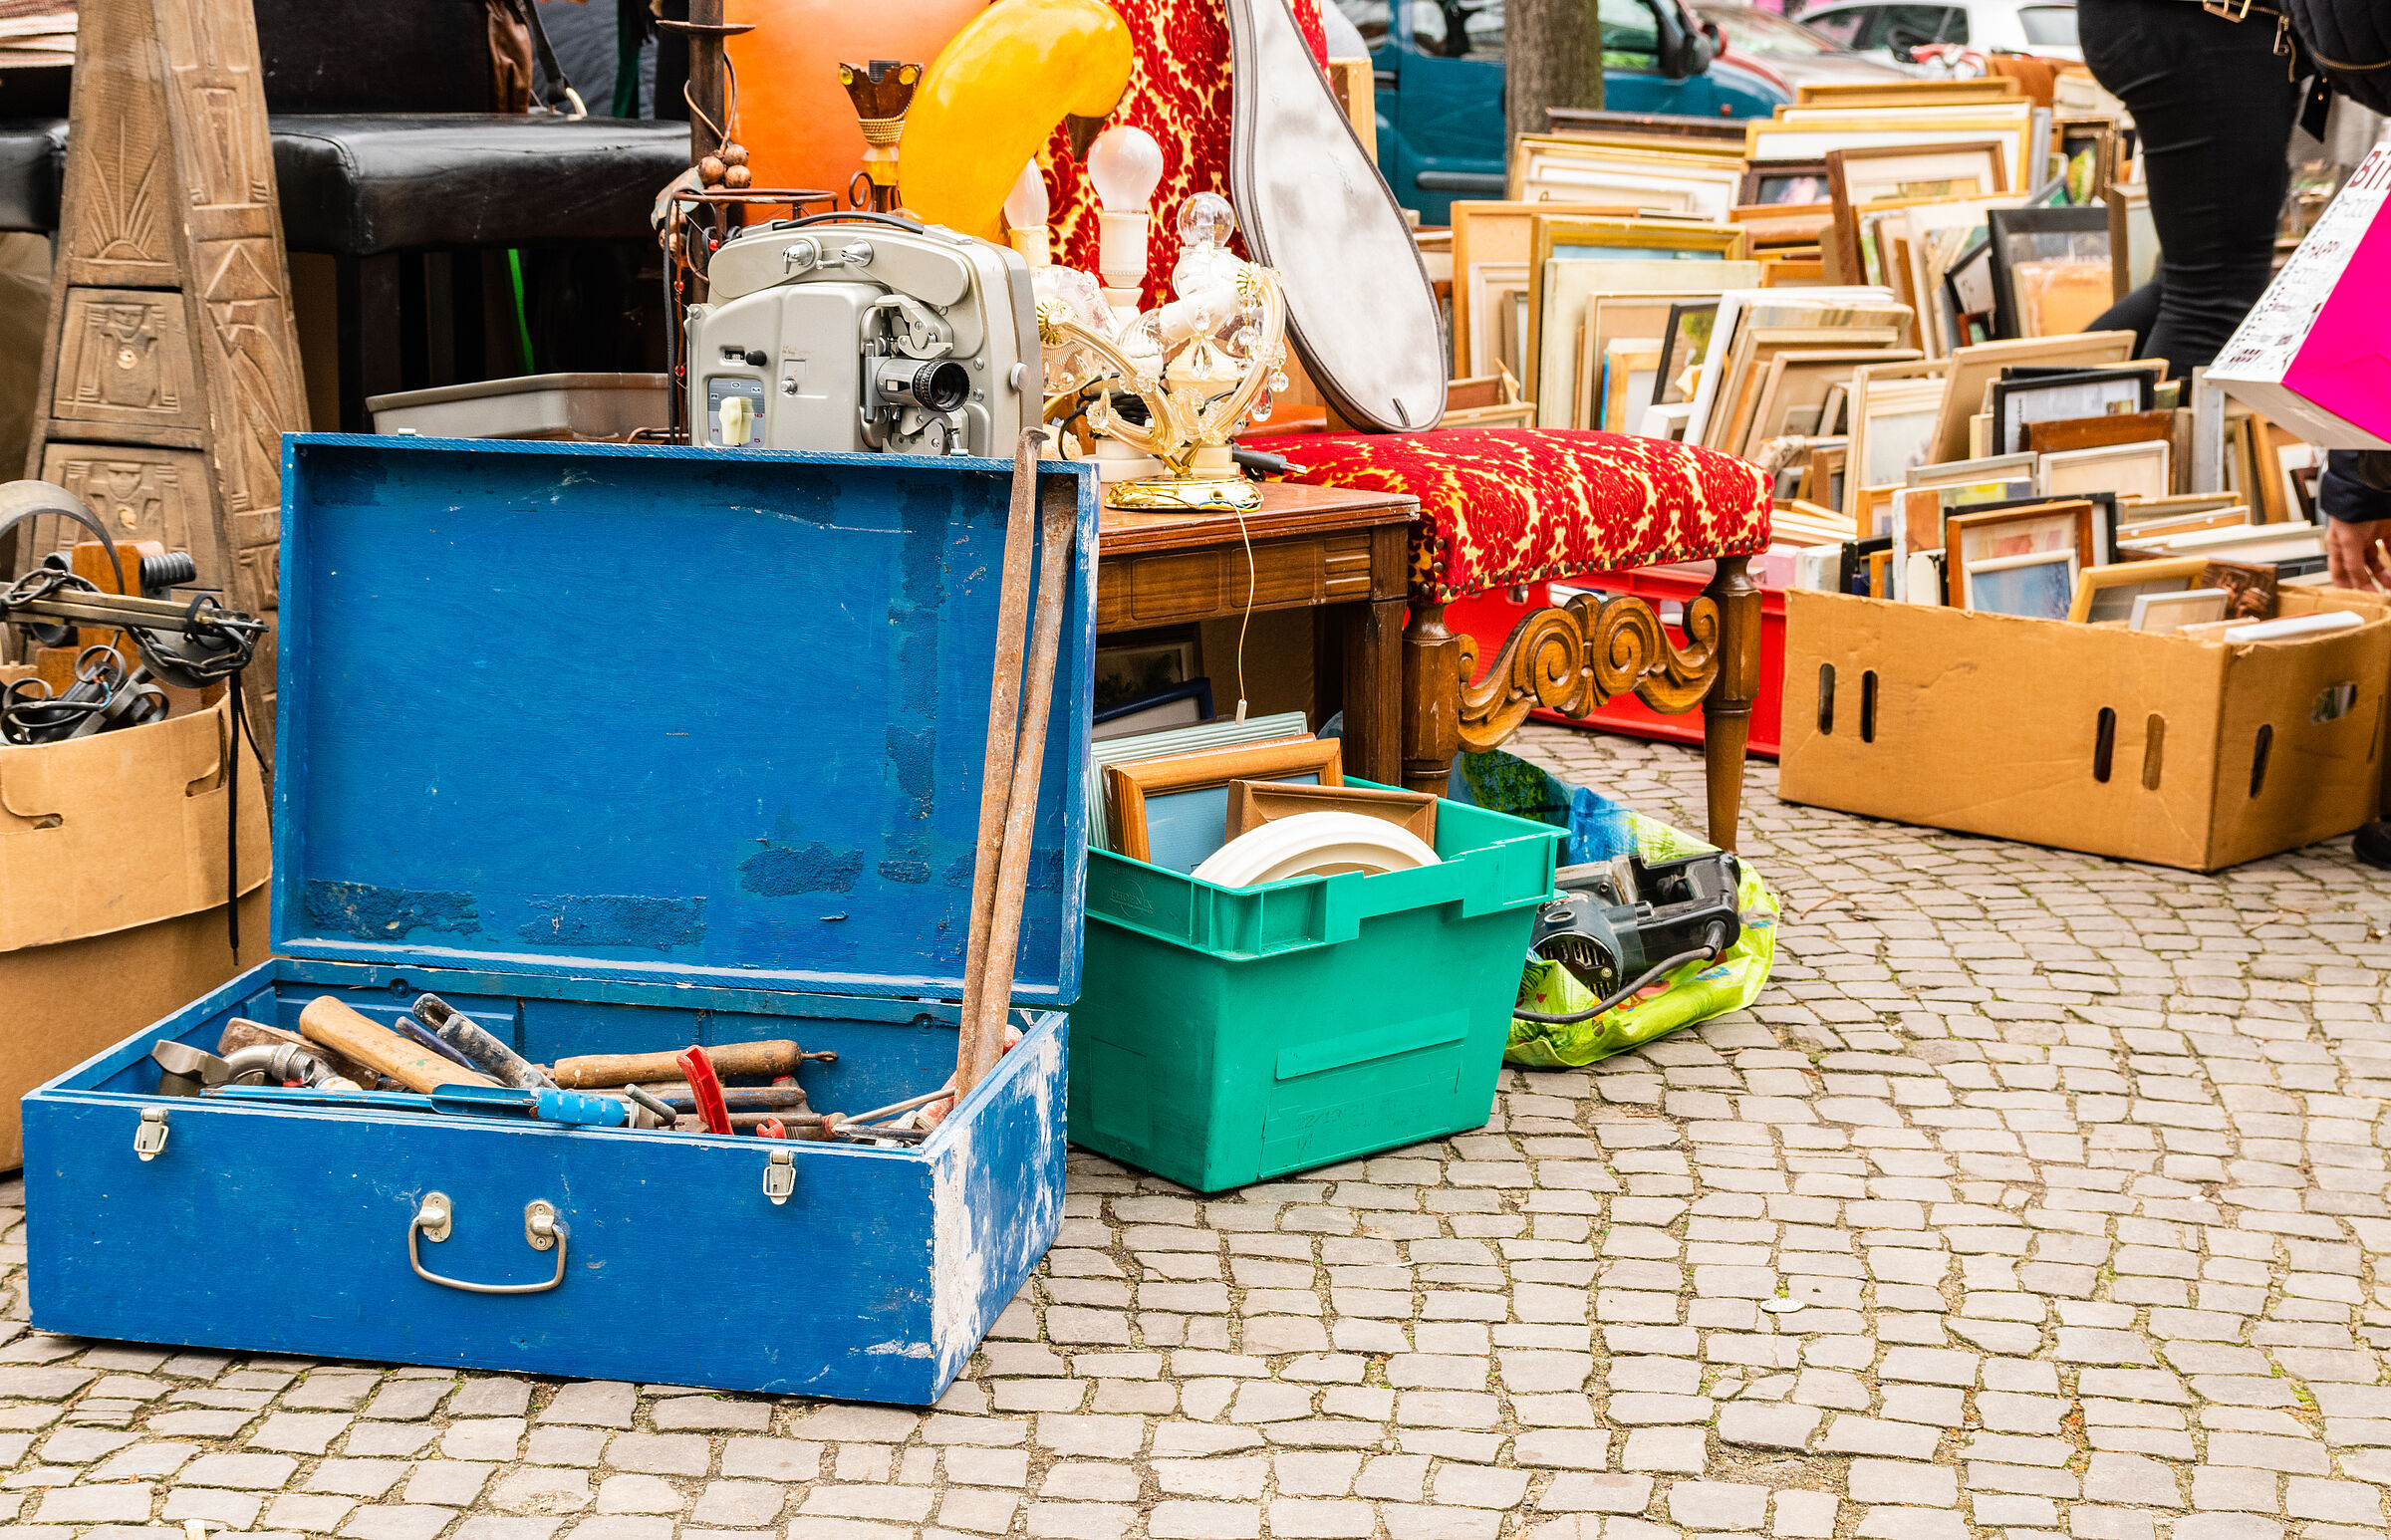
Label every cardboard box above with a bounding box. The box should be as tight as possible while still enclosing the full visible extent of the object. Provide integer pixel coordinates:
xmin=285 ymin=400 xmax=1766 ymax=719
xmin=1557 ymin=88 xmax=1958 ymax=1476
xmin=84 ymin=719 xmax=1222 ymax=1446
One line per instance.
xmin=1778 ymin=590 xmax=2391 ymax=871
xmin=0 ymin=696 xmax=268 ymax=1167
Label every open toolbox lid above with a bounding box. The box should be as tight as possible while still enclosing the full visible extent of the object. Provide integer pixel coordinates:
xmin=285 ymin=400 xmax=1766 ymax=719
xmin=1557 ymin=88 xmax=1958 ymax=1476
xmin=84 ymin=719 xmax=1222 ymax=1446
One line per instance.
xmin=271 ymin=436 xmax=1097 ymax=1005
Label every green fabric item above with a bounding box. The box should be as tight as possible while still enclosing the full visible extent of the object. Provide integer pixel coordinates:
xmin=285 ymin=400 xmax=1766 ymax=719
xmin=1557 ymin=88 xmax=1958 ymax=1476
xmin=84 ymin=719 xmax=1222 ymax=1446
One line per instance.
xmin=1503 ymin=811 xmax=1780 ymax=1068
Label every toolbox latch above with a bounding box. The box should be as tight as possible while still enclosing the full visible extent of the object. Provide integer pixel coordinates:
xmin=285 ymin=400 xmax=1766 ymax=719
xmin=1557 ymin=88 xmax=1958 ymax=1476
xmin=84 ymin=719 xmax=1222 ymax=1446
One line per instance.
xmin=763 ymin=1148 xmax=795 ymax=1205
xmin=133 ymin=1108 xmax=168 ymax=1162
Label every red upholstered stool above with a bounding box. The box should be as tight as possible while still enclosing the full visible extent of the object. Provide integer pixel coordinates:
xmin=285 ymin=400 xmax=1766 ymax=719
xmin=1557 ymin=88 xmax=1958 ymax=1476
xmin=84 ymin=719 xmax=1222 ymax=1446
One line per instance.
xmin=1046 ymin=0 xmax=1774 ymax=847
xmin=1272 ymin=430 xmax=1773 ymax=848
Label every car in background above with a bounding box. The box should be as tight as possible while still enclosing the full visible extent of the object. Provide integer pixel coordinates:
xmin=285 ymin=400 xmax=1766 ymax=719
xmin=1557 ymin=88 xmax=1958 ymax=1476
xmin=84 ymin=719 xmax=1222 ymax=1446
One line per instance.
xmin=1339 ymin=0 xmax=1793 ymax=224
xmin=1791 ymin=0 xmax=2080 ymax=61
xmin=1688 ymin=2 xmax=1916 ymax=91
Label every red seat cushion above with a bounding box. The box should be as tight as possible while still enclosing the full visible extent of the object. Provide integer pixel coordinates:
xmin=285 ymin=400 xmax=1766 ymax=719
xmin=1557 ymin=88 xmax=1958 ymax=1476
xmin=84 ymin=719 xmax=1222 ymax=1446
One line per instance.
xmin=1269 ymin=428 xmax=1774 ymax=605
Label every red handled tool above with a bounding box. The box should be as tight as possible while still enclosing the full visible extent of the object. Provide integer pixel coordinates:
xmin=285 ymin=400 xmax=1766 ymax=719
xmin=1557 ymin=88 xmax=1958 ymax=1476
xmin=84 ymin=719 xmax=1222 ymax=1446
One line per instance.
xmin=676 ymin=1045 xmax=733 ymax=1135
xmin=752 ymin=1116 xmax=787 ymax=1139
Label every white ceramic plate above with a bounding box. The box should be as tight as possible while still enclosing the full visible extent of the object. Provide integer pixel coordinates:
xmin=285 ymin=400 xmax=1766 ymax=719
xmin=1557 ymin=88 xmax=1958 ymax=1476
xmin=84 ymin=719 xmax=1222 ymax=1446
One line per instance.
xmin=1192 ymin=811 xmax=1441 ymax=889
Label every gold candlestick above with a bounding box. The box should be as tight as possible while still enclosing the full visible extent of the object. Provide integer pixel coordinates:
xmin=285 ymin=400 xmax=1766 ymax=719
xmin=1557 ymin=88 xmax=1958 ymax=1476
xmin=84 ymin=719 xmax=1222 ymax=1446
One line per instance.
xmin=839 ymin=60 xmax=923 ymax=214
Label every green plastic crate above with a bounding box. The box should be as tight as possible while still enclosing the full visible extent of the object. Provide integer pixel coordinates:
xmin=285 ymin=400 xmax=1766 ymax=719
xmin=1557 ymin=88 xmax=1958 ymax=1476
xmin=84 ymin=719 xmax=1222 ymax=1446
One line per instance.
xmin=1068 ymin=787 xmax=1563 ymax=1192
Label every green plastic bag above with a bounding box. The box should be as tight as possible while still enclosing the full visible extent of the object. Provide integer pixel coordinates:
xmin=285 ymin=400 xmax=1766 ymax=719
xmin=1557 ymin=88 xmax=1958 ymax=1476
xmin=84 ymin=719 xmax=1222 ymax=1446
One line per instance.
xmin=1502 ymin=807 xmax=1780 ymax=1069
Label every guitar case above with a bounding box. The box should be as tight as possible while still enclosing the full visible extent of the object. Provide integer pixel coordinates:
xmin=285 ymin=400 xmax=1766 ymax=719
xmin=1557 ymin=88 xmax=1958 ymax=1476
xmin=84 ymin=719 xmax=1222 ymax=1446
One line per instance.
xmin=1225 ymin=0 xmax=1448 ymax=433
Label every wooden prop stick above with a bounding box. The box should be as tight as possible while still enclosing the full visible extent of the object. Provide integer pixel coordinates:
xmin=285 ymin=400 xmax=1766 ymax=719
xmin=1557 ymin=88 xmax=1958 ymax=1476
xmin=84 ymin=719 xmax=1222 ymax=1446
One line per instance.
xmin=958 ymin=474 xmax=1077 ymax=1098
xmin=956 ymin=430 xmax=1047 ymax=1089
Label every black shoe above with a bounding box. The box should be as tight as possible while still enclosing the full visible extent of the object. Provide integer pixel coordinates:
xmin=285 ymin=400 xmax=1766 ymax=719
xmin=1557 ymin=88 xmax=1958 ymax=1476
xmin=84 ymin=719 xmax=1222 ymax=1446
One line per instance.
xmin=2356 ymin=821 xmax=2391 ymax=869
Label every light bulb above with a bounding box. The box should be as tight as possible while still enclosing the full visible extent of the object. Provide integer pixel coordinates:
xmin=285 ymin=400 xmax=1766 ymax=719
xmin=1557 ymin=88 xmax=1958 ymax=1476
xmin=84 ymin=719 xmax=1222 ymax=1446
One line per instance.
xmin=1002 ymin=160 xmax=1049 ymax=232
xmin=1087 ymin=126 xmax=1164 ymax=212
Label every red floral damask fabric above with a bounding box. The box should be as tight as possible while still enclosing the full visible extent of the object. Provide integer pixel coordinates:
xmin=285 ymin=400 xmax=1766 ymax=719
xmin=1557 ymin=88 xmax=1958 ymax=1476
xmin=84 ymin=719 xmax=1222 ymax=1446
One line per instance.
xmin=1042 ymin=0 xmax=1326 ymax=311
xmin=1270 ymin=429 xmax=1774 ymax=605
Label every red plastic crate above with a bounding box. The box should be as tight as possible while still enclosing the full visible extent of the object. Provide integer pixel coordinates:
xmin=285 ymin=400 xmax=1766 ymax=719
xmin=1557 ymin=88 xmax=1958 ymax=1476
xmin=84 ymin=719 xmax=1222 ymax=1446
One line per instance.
xmin=1444 ymin=564 xmax=1788 ymax=759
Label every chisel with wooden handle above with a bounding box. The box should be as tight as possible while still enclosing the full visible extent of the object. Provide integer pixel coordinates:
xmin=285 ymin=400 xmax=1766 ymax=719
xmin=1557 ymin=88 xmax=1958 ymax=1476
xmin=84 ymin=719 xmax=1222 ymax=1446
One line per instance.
xmin=298 ymin=996 xmax=498 ymax=1094
xmin=548 ymin=1040 xmax=833 ymax=1088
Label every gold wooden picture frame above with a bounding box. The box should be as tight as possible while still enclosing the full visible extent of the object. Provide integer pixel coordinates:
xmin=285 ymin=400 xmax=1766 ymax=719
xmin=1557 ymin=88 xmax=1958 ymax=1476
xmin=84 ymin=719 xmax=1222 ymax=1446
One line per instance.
xmin=1944 ymin=499 xmax=2099 ymax=610
xmin=1525 ymin=217 xmax=1745 ymax=414
xmin=1746 ymin=112 xmax=2038 ymax=199
xmin=1105 ymin=738 xmax=1344 ymax=866
xmin=1451 ymin=200 xmax=1648 ymax=379
xmin=1507 ymin=135 xmax=1748 ymax=216
xmin=2067 ymin=557 xmax=2208 ymax=625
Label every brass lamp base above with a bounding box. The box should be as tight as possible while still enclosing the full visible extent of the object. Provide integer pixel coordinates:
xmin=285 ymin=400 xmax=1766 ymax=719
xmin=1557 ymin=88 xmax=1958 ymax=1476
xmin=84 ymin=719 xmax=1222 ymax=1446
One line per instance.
xmin=1103 ymin=473 xmax=1262 ymax=512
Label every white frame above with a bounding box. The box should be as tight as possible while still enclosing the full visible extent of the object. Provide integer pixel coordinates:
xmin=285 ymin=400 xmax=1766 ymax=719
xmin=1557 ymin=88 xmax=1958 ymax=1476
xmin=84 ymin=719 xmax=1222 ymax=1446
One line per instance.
xmin=1509 ymin=140 xmax=1746 ymax=222
xmin=1964 ymin=548 xmax=2081 ymax=619
xmin=1464 ymin=262 xmax=1531 ymax=381
xmin=2039 ymin=441 xmax=2173 ymax=503
xmin=2159 ymin=522 xmax=2325 ymax=557
xmin=2130 ymin=587 xmax=2233 ymax=634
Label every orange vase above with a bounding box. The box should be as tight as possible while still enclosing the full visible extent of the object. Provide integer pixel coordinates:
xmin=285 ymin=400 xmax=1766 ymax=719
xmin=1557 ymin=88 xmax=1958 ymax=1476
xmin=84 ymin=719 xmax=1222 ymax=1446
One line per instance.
xmin=721 ymin=0 xmax=989 ymax=203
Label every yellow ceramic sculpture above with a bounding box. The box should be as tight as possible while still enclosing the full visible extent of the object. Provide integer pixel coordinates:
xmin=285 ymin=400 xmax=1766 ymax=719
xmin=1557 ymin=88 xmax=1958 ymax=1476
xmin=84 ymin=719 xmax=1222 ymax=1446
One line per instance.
xmin=900 ymin=0 xmax=1135 ymax=239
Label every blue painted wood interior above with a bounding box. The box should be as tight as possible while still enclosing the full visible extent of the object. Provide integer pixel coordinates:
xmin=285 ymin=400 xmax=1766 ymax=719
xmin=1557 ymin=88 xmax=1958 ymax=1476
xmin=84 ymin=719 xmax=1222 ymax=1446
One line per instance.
xmin=271 ymin=436 xmax=1099 ymax=1004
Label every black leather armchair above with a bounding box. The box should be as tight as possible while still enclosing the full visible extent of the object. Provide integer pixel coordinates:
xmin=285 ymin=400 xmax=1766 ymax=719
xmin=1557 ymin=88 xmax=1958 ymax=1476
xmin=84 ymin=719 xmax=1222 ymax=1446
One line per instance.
xmin=2 ymin=0 xmax=689 ymax=428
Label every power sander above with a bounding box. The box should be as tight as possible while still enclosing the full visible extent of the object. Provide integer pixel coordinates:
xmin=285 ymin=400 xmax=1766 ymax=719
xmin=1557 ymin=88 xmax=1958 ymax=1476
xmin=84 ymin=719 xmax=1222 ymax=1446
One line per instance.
xmin=1519 ymin=851 xmax=1743 ymax=1022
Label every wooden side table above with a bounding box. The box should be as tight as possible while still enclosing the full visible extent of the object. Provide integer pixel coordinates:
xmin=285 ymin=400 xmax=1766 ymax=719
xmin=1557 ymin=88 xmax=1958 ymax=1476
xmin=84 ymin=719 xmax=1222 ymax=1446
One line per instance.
xmin=1096 ymin=480 xmax=1419 ymax=785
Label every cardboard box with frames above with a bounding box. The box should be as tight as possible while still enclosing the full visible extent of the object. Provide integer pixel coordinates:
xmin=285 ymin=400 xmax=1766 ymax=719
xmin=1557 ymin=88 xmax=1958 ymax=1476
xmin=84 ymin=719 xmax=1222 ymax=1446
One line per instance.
xmin=1779 ymin=588 xmax=2391 ymax=872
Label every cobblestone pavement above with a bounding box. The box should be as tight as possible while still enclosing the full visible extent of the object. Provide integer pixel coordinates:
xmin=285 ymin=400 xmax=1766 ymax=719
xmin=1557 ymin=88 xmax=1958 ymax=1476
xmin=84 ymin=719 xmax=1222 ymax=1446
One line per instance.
xmin=3 ymin=725 xmax=2390 ymax=1540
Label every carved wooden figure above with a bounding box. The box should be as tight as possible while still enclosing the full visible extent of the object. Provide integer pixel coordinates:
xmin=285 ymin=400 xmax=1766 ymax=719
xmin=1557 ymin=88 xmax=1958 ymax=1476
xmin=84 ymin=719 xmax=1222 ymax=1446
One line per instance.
xmin=23 ymin=0 xmax=306 ymax=740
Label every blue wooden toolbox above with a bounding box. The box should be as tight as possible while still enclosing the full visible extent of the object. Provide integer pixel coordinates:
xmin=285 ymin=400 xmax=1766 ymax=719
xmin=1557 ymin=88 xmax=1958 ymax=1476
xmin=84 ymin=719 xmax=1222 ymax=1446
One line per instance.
xmin=23 ymin=436 xmax=1097 ymax=1405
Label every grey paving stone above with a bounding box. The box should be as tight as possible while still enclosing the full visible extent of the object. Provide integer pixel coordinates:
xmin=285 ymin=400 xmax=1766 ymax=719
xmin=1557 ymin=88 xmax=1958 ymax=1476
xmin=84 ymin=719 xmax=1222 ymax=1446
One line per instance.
xmin=650 ymin=1397 xmax=771 ymax=1432
xmin=536 ymin=1383 xmax=635 ymax=1428
xmin=602 ymin=1433 xmax=710 ymax=1476
xmin=342 ymin=1501 xmax=461 ymax=1540
xmin=591 ymin=1475 xmax=683 ymax=1515
xmin=178 ymin=1451 xmax=297 ymax=1489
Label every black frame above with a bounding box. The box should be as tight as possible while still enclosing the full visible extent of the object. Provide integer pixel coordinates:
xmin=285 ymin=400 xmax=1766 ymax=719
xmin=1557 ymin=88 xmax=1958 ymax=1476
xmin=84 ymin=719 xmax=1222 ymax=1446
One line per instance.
xmin=1986 ymin=205 xmax=2111 ymax=342
xmin=1989 ymin=369 xmax=2157 ymax=457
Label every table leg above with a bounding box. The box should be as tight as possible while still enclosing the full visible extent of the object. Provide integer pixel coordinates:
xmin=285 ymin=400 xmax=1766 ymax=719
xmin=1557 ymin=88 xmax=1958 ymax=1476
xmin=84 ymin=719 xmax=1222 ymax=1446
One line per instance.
xmin=1341 ymin=596 xmax=1405 ymax=786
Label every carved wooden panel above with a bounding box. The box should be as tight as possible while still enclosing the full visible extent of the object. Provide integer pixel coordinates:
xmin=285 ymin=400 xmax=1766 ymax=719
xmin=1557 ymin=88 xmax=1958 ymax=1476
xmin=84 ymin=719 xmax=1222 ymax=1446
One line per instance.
xmin=51 ymin=0 xmax=175 ymax=289
xmin=33 ymin=444 xmax=224 ymax=581
xmin=26 ymin=0 xmax=307 ymax=749
xmin=51 ymin=289 xmax=202 ymax=429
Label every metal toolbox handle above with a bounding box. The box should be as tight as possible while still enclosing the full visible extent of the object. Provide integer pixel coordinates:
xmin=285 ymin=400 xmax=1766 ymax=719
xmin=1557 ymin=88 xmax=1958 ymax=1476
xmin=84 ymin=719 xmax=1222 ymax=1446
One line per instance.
xmin=406 ymin=1191 xmax=568 ymax=1295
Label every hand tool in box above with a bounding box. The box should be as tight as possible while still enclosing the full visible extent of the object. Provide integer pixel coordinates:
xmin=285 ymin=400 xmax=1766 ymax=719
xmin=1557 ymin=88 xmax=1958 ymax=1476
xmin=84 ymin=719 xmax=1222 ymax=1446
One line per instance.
xmin=1519 ymin=851 xmax=1744 ymax=1024
xmin=217 ymin=1019 xmax=379 ymax=1088
xmin=298 ymin=996 xmax=499 ymax=1094
xmin=411 ymin=994 xmax=557 ymax=1089
xmin=676 ymin=1045 xmax=734 ymax=1135
xmin=955 ymin=428 xmax=1074 ymax=1100
xmin=548 ymin=1039 xmax=834 ymax=1088
xmin=210 ymin=1083 xmax=637 ymax=1127
xmin=3 ymin=487 xmax=270 ymax=951
xmin=152 ymin=1038 xmax=356 ymax=1095
xmin=392 ymin=1014 xmax=482 ymax=1074
xmin=645 ymin=1078 xmax=814 ymax=1114
xmin=0 ymin=517 xmax=262 ymax=691
xmin=0 ymin=643 xmax=166 ymax=745
xmin=622 ymin=1083 xmax=678 ymax=1125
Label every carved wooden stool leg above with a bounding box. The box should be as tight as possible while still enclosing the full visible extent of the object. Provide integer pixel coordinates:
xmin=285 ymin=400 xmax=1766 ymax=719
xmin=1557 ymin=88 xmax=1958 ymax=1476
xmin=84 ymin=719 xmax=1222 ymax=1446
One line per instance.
xmin=1702 ymin=555 xmax=1761 ymax=852
xmin=1402 ymin=601 xmax=1461 ymax=794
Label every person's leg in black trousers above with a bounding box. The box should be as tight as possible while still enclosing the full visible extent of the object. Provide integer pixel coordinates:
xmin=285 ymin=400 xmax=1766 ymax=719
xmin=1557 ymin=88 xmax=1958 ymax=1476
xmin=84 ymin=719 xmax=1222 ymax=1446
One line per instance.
xmin=2078 ymin=0 xmax=2300 ymax=371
